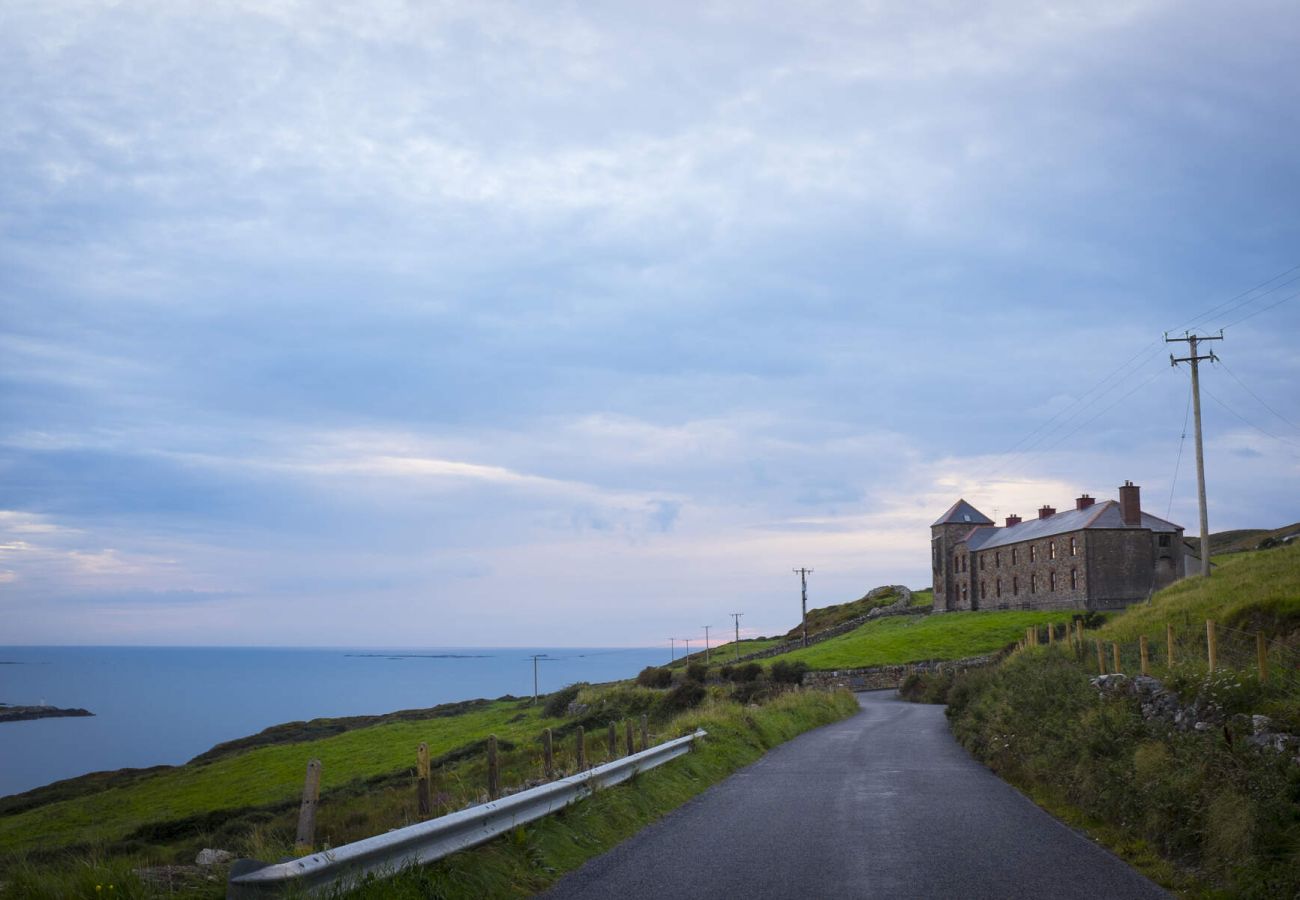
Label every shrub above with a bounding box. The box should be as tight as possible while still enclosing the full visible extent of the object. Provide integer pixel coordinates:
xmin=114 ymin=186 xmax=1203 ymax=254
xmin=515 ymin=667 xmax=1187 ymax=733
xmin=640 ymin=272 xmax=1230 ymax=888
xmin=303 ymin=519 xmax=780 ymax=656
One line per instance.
xmin=730 ymin=680 xmax=770 ymax=705
xmin=661 ymin=680 xmax=706 ymax=713
xmin=899 ymin=671 xmax=954 ymax=704
xmin=769 ymin=660 xmax=809 ymax=685
xmin=730 ymin=663 xmax=763 ymax=683
xmin=685 ymin=662 xmax=708 ymax=683
xmin=541 ymin=682 xmax=587 ymax=718
xmin=635 ymin=666 xmax=673 ymax=689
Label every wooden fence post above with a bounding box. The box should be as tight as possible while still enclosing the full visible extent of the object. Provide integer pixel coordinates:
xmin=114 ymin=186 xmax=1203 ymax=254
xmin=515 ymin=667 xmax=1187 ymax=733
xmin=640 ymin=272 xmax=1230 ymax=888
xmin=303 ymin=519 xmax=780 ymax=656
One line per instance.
xmin=1095 ymin=640 xmax=1106 ymax=674
xmin=1206 ymin=620 xmax=1217 ymax=670
xmin=1167 ymin=622 xmax=1176 ymax=667
xmin=625 ymin=720 xmax=635 ymax=756
xmin=576 ymin=726 xmax=586 ymax=771
xmin=607 ymin=722 xmax=617 ymax=758
xmin=416 ymin=743 xmax=431 ymax=818
xmin=294 ymin=759 xmax=322 ymax=855
xmin=1112 ymin=642 xmax=1121 ymax=674
xmin=487 ymin=735 xmax=500 ymax=800
xmin=543 ymin=728 xmax=554 ymax=779
xmin=1048 ymin=624 xmax=1055 ymax=645
xmin=1257 ymin=633 xmax=1269 ymax=683
xmin=1139 ymin=635 xmax=1149 ymax=676
xmin=640 ymin=714 xmax=649 ymax=751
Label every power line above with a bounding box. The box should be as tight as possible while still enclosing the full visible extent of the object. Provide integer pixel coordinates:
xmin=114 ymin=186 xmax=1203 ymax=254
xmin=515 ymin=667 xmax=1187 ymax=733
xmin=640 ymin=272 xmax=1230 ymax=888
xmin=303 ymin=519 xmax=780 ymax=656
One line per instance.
xmin=1201 ymin=383 xmax=1300 ymax=453
xmin=1174 ymin=263 xmax=1300 ymax=334
xmin=1214 ymin=356 xmax=1300 ymax=434
xmin=1167 ymin=380 xmax=1193 ymax=518
xmin=1220 ymin=286 xmax=1300 ymax=331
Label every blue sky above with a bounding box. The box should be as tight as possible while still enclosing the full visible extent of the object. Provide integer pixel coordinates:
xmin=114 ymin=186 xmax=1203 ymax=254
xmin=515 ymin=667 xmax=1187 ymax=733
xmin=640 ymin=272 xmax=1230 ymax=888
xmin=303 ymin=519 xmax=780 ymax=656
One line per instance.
xmin=2 ymin=0 xmax=1298 ymax=647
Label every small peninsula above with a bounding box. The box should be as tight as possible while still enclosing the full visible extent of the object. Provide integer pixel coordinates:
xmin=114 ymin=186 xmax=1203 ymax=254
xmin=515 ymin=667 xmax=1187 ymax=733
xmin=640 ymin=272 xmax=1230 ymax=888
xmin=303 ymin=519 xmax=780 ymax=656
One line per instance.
xmin=0 ymin=704 xmax=94 ymax=723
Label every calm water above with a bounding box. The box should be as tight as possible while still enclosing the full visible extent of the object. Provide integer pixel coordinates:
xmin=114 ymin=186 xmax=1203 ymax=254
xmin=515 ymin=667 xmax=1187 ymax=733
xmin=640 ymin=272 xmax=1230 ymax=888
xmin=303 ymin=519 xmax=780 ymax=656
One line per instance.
xmin=0 ymin=645 xmax=669 ymax=798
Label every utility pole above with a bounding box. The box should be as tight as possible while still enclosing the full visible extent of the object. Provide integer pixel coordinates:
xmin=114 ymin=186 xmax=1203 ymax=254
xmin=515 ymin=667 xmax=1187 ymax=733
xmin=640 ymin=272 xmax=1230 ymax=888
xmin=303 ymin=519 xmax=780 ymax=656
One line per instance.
xmin=730 ymin=612 xmax=743 ymax=662
xmin=683 ymin=638 xmax=691 ymax=660
xmin=527 ymin=654 xmax=547 ymax=704
xmin=702 ymin=625 xmax=711 ymax=665
xmin=669 ymin=638 xmax=675 ymax=663
xmin=1167 ymin=330 xmax=1223 ymax=578
xmin=793 ymin=567 xmax=814 ymax=647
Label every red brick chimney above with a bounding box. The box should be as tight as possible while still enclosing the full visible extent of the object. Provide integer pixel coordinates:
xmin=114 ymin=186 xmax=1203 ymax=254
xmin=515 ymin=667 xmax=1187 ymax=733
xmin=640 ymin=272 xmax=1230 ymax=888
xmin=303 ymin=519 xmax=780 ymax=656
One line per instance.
xmin=1005 ymin=514 xmax=1021 ymax=528
xmin=1119 ymin=481 xmax=1141 ymax=527
xmin=1076 ymin=494 xmax=1095 ymax=510
xmin=1038 ymin=505 xmax=1056 ymax=519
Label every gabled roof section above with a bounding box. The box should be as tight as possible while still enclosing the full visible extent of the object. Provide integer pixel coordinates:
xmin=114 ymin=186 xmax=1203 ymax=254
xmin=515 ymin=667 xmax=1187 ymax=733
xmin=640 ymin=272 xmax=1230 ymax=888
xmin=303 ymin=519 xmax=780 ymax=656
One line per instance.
xmin=932 ymin=499 xmax=994 ymax=527
xmin=965 ymin=500 xmax=1183 ymax=551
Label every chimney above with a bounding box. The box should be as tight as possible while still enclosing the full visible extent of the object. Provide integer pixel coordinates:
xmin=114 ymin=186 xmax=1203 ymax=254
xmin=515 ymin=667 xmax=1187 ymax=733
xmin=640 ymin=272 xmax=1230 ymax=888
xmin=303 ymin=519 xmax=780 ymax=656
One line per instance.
xmin=1076 ymin=494 xmax=1095 ymax=511
xmin=1038 ymin=505 xmax=1056 ymax=520
xmin=1005 ymin=514 xmax=1022 ymax=528
xmin=1119 ymin=480 xmax=1141 ymax=527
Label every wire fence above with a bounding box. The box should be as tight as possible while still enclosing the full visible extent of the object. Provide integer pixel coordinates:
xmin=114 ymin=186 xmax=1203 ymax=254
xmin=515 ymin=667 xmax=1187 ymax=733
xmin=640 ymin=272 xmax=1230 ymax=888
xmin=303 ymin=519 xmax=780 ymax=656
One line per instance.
xmin=1017 ymin=619 xmax=1300 ymax=696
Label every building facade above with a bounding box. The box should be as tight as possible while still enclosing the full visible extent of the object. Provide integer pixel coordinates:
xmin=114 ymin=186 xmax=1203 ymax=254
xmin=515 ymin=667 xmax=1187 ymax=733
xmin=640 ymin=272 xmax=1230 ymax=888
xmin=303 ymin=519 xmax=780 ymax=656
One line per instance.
xmin=931 ymin=482 xmax=1186 ymax=612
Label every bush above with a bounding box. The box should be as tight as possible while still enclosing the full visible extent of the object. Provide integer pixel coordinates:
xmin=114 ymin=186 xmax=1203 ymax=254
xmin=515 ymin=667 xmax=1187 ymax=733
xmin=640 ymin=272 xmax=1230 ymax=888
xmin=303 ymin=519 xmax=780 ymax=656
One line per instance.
xmin=729 ymin=663 xmax=763 ymax=683
xmin=898 ymin=671 xmax=954 ymax=704
xmin=769 ymin=660 xmax=809 ymax=685
xmin=661 ymin=680 xmax=706 ymax=713
xmin=730 ymin=680 xmax=770 ymax=705
xmin=685 ymin=662 xmax=708 ymax=683
xmin=541 ymin=682 xmax=587 ymax=718
xmin=635 ymin=666 xmax=673 ymax=689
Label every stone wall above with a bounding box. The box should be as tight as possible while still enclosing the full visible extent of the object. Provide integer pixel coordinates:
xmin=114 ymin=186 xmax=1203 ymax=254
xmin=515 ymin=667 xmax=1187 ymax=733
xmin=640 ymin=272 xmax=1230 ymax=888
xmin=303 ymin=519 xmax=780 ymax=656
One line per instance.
xmin=728 ymin=587 xmax=925 ymax=664
xmin=972 ymin=531 xmax=1089 ymax=611
xmin=801 ymin=654 xmax=997 ymax=691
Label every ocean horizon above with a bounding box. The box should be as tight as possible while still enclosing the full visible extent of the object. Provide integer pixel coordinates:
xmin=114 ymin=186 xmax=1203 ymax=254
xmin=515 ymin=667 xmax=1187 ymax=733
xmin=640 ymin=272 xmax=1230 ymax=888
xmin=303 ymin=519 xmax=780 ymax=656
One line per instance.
xmin=0 ymin=644 xmax=671 ymax=798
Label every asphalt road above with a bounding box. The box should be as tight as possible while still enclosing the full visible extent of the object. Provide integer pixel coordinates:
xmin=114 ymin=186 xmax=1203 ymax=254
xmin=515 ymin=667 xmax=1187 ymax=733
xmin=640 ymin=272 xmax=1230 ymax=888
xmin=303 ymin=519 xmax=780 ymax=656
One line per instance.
xmin=542 ymin=691 xmax=1169 ymax=900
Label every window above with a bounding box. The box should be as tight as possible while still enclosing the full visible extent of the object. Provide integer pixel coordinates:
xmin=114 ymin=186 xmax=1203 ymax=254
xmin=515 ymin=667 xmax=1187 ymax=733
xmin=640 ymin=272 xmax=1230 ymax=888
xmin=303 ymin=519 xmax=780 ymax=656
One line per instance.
xmin=996 ymin=551 xmax=1002 ymax=568
xmin=1012 ymin=548 xmax=1018 ymax=565
xmin=1030 ymin=544 xmax=1037 ymax=562
xmin=980 ymin=580 xmax=986 ymax=596
xmin=960 ymin=585 xmax=967 ymax=603
xmin=1070 ymin=536 xmax=1077 ymax=557
xmin=1070 ymin=568 xmax=1078 ymax=589
xmin=1158 ymin=534 xmax=1170 ymax=548
xmin=979 ymin=556 xmax=985 ymax=571
xmin=1049 ymin=571 xmax=1056 ymax=591
xmin=996 ymin=577 xmax=1002 ymax=597
xmin=1013 ymin=576 xmax=1019 ymax=595
xmin=1049 ymin=541 xmax=1056 ymax=560
xmin=1030 ymin=574 xmax=1037 ymax=593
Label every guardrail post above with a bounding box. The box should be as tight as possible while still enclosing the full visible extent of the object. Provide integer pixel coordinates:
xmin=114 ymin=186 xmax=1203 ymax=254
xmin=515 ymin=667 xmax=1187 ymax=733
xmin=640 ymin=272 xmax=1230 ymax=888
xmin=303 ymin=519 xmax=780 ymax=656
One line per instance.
xmin=640 ymin=714 xmax=649 ymax=751
xmin=543 ymin=728 xmax=554 ymax=779
xmin=416 ymin=743 xmax=431 ymax=818
xmin=576 ymin=726 xmax=586 ymax=771
xmin=1257 ymin=633 xmax=1268 ymax=682
xmin=487 ymin=735 xmax=500 ymax=800
xmin=1167 ymin=622 xmax=1175 ymax=667
xmin=1139 ymin=635 xmax=1149 ymax=676
xmin=1111 ymin=642 xmax=1121 ymax=674
xmin=607 ymin=722 xmax=617 ymax=758
xmin=1095 ymin=639 xmax=1106 ymax=674
xmin=625 ymin=720 xmax=634 ymax=756
xmin=295 ymin=759 xmax=322 ymax=855
xmin=1207 ymin=620 xmax=1217 ymax=670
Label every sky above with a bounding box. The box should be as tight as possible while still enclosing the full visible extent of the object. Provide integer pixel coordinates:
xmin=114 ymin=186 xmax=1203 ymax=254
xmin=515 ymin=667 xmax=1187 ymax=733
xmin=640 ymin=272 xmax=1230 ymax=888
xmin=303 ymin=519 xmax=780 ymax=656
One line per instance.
xmin=2 ymin=0 xmax=1298 ymax=648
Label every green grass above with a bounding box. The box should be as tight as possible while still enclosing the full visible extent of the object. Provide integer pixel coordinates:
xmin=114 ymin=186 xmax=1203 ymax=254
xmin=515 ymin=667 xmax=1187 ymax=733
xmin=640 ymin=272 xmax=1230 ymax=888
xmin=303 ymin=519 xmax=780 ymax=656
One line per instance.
xmin=758 ymin=609 xmax=1077 ymax=671
xmin=910 ymin=588 xmax=934 ymax=607
xmin=1098 ymin=541 xmax=1300 ymax=643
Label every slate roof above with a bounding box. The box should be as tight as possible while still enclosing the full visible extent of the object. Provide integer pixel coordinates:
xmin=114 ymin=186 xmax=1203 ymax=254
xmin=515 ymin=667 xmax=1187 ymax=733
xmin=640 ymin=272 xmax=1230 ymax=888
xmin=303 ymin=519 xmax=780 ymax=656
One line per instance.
xmin=932 ymin=499 xmax=994 ymax=527
xmin=959 ymin=500 xmax=1181 ymax=551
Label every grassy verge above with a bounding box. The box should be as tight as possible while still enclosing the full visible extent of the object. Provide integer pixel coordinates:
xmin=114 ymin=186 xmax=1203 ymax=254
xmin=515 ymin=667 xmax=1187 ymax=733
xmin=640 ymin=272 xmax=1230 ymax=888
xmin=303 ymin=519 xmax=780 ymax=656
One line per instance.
xmin=757 ymin=609 xmax=1076 ymax=671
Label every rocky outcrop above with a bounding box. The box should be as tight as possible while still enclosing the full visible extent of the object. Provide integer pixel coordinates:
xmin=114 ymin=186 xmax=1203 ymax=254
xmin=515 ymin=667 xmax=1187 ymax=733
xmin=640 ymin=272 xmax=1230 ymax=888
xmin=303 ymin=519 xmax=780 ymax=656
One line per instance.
xmin=0 ymin=705 xmax=93 ymax=723
xmin=731 ymin=586 xmax=926 ymax=664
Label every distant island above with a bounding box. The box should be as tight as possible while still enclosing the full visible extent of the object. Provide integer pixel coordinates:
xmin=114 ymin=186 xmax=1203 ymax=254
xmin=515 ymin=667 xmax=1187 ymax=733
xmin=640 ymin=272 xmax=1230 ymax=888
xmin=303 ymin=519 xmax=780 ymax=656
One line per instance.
xmin=0 ymin=704 xmax=94 ymax=723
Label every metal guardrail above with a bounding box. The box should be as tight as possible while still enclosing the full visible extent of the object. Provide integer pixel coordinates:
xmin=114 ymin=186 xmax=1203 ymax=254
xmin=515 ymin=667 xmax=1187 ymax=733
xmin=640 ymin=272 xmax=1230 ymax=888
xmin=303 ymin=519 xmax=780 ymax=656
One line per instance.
xmin=227 ymin=729 xmax=707 ymax=899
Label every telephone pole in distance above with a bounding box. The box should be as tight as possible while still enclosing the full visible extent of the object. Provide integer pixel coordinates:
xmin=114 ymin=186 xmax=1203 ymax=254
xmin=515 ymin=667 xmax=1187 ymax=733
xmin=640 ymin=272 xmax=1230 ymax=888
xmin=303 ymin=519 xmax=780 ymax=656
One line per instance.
xmin=793 ymin=567 xmax=814 ymax=647
xmin=730 ymin=612 xmax=744 ymax=662
xmin=527 ymin=654 xmax=547 ymax=704
xmin=1167 ymin=330 xmax=1223 ymax=578
xmin=702 ymin=625 xmax=711 ymax=665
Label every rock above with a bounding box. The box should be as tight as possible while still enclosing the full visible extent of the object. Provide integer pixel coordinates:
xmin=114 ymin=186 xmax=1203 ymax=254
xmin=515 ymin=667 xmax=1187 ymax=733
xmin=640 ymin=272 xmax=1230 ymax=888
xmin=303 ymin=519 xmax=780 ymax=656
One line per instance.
xmin=566 ymin=702 xmax=589 ymax=717
xmin=1252 ymin=714 xmax=1274 ymax=736
xmin=195 ymin=849 xmax=234 ymax=866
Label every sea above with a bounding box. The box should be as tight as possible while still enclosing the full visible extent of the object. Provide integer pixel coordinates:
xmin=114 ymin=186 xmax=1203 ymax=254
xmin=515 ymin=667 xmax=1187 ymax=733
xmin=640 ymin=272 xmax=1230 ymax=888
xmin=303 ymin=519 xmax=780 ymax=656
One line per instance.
xmin=0 ymin=645 xmax=670 ymax=799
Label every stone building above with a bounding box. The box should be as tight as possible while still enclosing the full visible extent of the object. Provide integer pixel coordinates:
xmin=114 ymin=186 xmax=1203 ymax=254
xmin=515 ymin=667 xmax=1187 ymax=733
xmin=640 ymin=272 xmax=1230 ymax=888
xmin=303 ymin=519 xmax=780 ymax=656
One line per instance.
xmin=931 ymin=481 xmax=1187 ymax=612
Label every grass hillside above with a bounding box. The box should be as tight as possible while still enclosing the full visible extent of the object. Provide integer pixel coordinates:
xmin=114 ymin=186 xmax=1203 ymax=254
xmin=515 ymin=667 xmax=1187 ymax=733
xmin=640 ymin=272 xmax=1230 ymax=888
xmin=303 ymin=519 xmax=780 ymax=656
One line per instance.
xmin=777 ymin=585 xmax=911 ymax=641
xmin=758 ymin=609 xmax=1076 ymax=671
xmin=1195 ymin=523 xmax=1300 ymax=557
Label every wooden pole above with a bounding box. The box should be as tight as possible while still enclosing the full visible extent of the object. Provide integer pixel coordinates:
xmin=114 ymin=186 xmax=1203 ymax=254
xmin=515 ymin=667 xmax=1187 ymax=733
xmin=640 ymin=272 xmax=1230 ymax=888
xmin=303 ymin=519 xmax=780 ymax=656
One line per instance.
xmin=1206 ymin=620 xmax=1217 ymax=670
xmin=1139 ymin=635 xmax=1149 ymax=676
xmin=1257 ymin=633 xmax=1269 ymax=683
xmin=1048 ymin=624 xmax=1055 ymax=645
xmin=1167 ymin=622 xmax=1176 ymax=667
xmin=543 ymin=728 xmax=554 ymax=779
xmin=576 ymin=726 xmax=587 ymax=771
xmin=294 ymin=759 xmax=322 ymax=855
xmin=487 ymin=735 xmax=500 ymax=800
xmin=1112 ymin=642 xmax=1121 ymax=674
xmin=416 ymin=743 xmax=431 ymax=818
xmin=1095 ymin=639 xmax=1106 ymax=674
xmin=640 ymin=714 xmax=649 ymax=751
xmin=625 ymin=720 xmax=635 ymax=756
xmin=607 ymin=722 xmax=617 ymax=759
